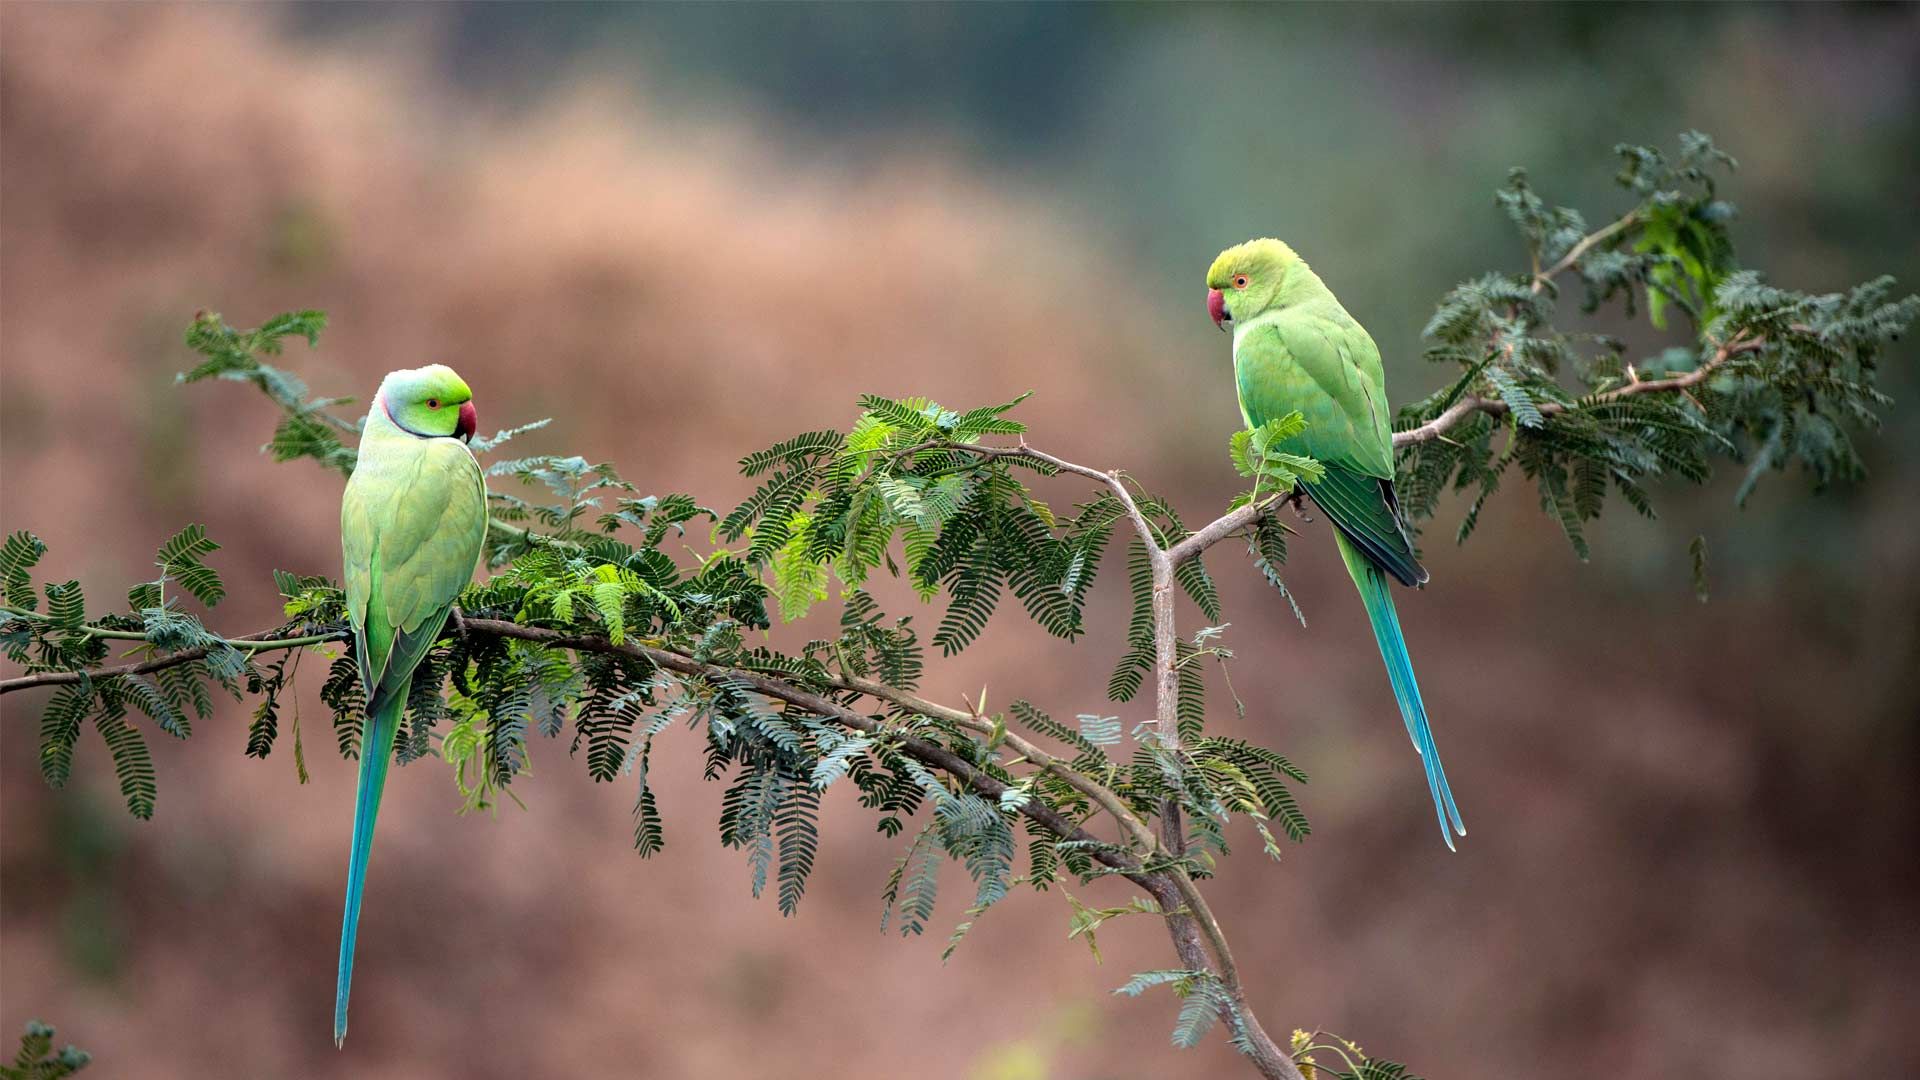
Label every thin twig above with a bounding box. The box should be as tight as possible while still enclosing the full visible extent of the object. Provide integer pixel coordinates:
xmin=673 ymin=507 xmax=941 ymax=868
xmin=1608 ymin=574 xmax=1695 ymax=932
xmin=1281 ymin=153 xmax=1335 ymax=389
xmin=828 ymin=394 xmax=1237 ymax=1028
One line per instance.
xmin=0 ymin=626 xmax=346 ymax=694
xmin=951 ymin=441 xmax=1165 ymax=550
xmin=1 ymin=604 xmax=341 ymax=651
xmin=1531 ymin=210 xmax=1639 ymax=294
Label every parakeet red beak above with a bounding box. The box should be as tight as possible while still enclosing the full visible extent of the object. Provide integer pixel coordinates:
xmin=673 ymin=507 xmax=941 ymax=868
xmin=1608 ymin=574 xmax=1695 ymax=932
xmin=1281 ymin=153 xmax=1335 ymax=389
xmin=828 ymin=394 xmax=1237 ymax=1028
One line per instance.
xmin=456 ymin=401 xmax=478 ymax=443
xmin=1207 ymin=288 xmax=1227 ymax=330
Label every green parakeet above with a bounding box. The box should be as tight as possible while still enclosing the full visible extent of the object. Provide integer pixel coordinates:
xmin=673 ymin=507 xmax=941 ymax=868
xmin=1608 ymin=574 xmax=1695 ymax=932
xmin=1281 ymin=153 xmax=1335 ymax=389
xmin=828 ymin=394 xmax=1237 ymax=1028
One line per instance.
xmin=1206 ymin=239 xmax=1465 ymax=849
xmin=334 ymin=365 xmax=487 ymax=1045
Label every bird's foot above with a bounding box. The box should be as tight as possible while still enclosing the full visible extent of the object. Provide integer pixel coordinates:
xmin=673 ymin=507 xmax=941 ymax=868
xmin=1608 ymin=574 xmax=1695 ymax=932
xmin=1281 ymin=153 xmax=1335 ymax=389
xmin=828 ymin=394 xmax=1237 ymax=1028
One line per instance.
xmin=1283 ymin=489 xmax=1314 ymax=523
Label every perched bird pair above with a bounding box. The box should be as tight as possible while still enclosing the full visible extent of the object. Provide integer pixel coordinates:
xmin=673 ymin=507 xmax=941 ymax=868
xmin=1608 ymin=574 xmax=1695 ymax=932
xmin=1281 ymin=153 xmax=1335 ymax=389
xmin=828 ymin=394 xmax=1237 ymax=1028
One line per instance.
xmin=328 ymin=237 xmax=1459 ymax=1045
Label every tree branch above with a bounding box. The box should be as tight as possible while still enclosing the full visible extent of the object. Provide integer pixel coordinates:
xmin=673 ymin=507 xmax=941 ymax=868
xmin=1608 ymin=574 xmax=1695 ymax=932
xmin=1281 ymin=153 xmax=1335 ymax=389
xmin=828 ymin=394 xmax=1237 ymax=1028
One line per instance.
xmin=954 ymin=441 xmax=1166 ymax=549
xmin=0 ymin=604 xmax=344 ymax=652
xmin=950 ymin=446 xmax=1301 ymax=1078
xmin=13 ymin=174 xmax=1893 ymax=1079
xmin=1531 ymin=210 xmax=1639 ymax=294
xmin=829 ymin=671 xmax=1295 ymax=1076
xmin=455 ymin=618 xmax=1280 ymax=1062
xmin=1145 ymin=520 xmax=1301 ymax=1077
xmin=1392 ymin=332 xmax=1766 ymax=446
xmin=0 ymin=627 xmax=347 ymax=695
xmin=453 ymin=619 xmax=1161 ymax=882
xmin=1164 ymin=500 xmax=1274 ymax=569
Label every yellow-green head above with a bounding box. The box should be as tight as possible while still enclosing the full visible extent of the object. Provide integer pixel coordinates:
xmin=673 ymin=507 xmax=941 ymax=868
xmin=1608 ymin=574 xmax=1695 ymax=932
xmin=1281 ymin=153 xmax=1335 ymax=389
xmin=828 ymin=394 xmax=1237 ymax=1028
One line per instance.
xmin=1205 ymin=238 xmax=1308 ymax=330
xmin=377 ymin=364 xmax=477 ymax=441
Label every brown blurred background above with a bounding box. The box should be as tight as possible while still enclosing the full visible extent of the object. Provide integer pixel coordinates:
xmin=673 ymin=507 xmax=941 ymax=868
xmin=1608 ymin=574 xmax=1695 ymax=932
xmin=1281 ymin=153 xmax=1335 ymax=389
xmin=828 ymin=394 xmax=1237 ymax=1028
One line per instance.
xmin=3 ymin=5 xmax=1917 ymax=1078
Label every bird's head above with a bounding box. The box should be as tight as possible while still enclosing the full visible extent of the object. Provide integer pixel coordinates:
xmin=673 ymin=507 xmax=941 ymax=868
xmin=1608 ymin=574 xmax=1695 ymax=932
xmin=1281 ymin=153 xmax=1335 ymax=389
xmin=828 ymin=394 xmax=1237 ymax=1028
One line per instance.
xmin=1205 ymin=238 xmax=1303 ymax=331
xmin=378 ymin=364 xmax=478 ymax=442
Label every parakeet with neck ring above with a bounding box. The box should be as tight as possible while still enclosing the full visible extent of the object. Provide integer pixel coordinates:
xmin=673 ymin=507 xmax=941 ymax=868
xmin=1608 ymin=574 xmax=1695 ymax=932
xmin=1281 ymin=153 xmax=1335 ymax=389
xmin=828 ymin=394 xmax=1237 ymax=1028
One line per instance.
xmin=334 ymin=364 xmax=487 ymax=1045
xmin=1206 ymin=239 xmax=1465 ymax=849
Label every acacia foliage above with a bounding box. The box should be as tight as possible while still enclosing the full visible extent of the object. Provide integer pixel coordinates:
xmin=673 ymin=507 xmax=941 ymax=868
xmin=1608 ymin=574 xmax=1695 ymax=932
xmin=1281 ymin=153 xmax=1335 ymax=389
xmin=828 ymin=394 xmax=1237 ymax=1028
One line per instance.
xmin=1397 ymin=133 xmax=1917 ymax=578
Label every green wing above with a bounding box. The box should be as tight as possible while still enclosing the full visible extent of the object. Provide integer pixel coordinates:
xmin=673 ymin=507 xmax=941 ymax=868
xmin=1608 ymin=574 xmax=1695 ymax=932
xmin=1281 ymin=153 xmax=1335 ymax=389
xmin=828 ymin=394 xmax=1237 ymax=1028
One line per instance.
xmin=1306 ymin=466 xmax=1425 ymax=587
xmin=341 ymin=435 xmax=488 ymax=697
xmin=334 ymin=427 xmax=486 ymax=1044
xmin=1234 ymin=314 xmax=1427 ymax=586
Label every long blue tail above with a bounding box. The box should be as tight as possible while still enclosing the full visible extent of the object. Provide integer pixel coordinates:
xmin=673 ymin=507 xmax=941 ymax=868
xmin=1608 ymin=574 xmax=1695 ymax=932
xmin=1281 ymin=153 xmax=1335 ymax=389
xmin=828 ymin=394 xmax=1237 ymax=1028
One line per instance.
xmin=1335 ymin=532 xmax=1466 ymax=849
xmin=335 ymin=683 xmax=406 ymax=1047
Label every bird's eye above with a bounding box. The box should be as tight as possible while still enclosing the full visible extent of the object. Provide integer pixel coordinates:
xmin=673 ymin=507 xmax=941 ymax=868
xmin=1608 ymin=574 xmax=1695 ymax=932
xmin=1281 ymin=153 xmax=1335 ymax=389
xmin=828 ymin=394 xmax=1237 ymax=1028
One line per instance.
xmin=427 ymin=399 xmax=440 ymax=409
xmin=1232 ymin=275 xmax=1249 ymax=290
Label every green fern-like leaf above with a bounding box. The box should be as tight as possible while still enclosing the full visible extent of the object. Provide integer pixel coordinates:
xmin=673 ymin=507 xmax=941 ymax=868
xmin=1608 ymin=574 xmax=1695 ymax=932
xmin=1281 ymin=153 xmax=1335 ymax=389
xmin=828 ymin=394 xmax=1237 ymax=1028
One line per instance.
xmin=0 ymin=531 xmax=48 ymax=610
xmin=739 ymin=429 xmax=845 ymax=477
xmin=932 ymin=538 xmax=1000 ymax=656
xmin=1485 ymin=367 xmax=1545 ymax=428
xmin=120 ymin=675 xmax=190 ymax=739
xmin=155 ymin=525 xmax=225 ymax=607
xmin=96 ymin=707 xmax=157 ymax=819
xmin=632 ymin=738 xmax=666 ymax=858
xmin=320 ymin=652 xmax=365 ymax=759
xmin=1170 ymin=977 xmax=1227 ymax=1048
xmin=855 ymin=394 xmax=942 ymax=434
xmin=775 ymin=780 xmax=822 ymax=915
xmin=43 ymin=581 xmax=85 ymax=630
xmin=1107 ymin=542 xmax=1156 ymax=702
xmin=1175 ymin=557 xmax=1221 ymax=623
xmin=1008 ymin=699 xmax=1108 ymax=768
xmin=38 ymin=687 xmax=90 ymax=788
xmin=951 ymin=391 xmax=1033 ymax=439
xmin=884 ymin=823 xmax=943 ymax=937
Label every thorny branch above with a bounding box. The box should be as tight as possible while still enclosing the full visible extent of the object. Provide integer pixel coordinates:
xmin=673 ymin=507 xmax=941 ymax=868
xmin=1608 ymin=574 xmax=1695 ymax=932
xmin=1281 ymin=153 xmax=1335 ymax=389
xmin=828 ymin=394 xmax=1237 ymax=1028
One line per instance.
xmin=1531 ymin=211 xmax=1640 ymax=293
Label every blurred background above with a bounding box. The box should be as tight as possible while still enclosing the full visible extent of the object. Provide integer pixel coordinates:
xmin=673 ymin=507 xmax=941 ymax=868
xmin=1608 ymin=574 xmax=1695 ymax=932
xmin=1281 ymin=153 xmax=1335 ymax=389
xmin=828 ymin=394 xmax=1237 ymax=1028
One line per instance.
xmin=3 ymin=5 xmax=1917 ymax=1077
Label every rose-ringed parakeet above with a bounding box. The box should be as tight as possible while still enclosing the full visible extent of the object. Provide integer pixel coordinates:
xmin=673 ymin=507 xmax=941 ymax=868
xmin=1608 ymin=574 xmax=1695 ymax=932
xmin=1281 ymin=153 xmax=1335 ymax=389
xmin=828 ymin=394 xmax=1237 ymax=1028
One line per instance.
xmin=335 ymin=365 xmax=486 ymax=1045
xmin=1206 ymin=239 xmax=1465 ymax=849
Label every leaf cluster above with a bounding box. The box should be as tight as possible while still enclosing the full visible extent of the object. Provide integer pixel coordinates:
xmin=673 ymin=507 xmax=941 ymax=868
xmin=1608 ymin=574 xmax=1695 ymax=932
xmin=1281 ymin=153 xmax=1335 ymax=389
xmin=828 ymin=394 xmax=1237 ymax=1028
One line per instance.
xmin=1396 ymin=132 xmax=1916 ymax=586
xmin=178 ymin=310 xmax=357 ymax=475
xmin=1229 ymin=412 xmax=1326 ymax=503
xmin=718 ymin=393 xmax=1180 ymax=664
xmin=1 ymin=1022 xmax=90 ymax=1080
xmin=1114 ymin=969 xmax=1263 ymax=1055
xmin=4 ymin=527 xmax=247 ymax=817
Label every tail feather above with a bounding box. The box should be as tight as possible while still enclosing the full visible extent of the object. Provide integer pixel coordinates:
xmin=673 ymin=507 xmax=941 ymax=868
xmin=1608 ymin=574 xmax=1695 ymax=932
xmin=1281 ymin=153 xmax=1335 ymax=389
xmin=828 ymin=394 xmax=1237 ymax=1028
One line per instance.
xmin=1335 ymin=531 xmax=1465 ymax=849
xmin=334 ymin=682 xmax=407 ymax=1047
